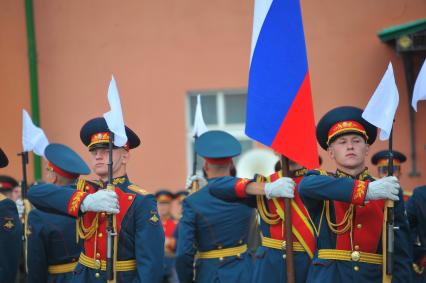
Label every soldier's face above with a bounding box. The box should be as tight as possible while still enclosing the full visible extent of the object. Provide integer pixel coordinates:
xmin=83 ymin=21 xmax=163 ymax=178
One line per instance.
xmin=89 ymin=147 xmax=129 ymax=179
xmin=328 ymin=134 xmax=369 ymax=170
xmin=157 ymin=202 xmax=171 ymax=218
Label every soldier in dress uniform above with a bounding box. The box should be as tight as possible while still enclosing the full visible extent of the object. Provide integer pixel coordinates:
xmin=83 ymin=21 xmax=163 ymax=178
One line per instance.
xmin=298 ymin=106 xmax=412 ymax=282
xmin=27 ymin=143 xmax=90 ymax=282
xmin=406 ymin=185 xmax=426 ymax=283
xmin=173 ymin=190 xmax=188 ymax=220
xmin=371 ymin=150 xmax=411 ymax=201
xmin=155 ymin=190 xmax=178 ymax=283
xmin=172 ymin=190 xmax=188 ymax=256
xmin=210 ymin=158 xmax=312 ymax=283
xmin=28 ymin=117 xmax=164 ymax=282
xmin=176 ymin=130 xmax=291 ymax=283
xmin=0 ymin=175 xmax=20 ymax=201
xmin=0 ymin=148 xmax=22 ymax=283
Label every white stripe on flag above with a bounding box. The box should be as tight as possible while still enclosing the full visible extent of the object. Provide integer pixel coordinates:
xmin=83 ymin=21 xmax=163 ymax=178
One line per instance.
xmin=250 ymin=0 xmax=273 ymax=64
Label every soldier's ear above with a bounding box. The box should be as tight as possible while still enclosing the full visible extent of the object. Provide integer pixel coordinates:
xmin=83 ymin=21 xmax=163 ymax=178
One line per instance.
xmin=364 ymin=144 xmax=369 ymax=157
xmin=121 ymin=149 xmax=130 ymax=164
xmin=327 ymin=146 xmax=335 ymax=160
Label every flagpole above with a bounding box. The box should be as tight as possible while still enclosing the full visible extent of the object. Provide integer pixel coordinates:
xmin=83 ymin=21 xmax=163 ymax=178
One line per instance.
xmin=106 ymin=132 xmax=116 ymax=282
xmin=281 ymin=156 xmax=295 ymax=283
xmin=18 ymin=151 xmax=29 ymax=274
xmin=382 ymin=126 xmax=394 ymax=283
xmin=190 ymin=136 xmax=200 ymax=193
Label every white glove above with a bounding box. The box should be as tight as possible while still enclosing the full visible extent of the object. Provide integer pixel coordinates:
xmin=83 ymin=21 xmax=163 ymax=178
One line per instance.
xmin=80 ymin=190 xmax=120 ymax=214
xmin=185 ymin=174 xmax=207 ymax=189
xmin=15 ymin=199 xmax=25 ymax=219
xmin=365 ymin=176 xmax=400 ymax=201
xmin=264 ymin=177 xmax=295 ymax=199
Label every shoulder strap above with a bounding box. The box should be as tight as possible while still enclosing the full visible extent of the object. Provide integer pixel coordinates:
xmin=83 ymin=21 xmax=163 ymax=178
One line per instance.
xmin=128 ymin=184 xmax=149 ymax=195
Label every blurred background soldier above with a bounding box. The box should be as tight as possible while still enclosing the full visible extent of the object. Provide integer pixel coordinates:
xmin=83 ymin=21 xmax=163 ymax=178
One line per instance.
xmin=156 ymin=190 xmax=179 ymax=283
xmin=371 ymin=150 xmax=411 ymax=201
xmin=371 ymin=150 xmax=407 ymax=179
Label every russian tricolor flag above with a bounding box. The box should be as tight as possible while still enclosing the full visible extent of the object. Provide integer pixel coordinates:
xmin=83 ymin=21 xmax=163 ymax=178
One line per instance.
xmin=246 ymin=0 xmax=319 ymax=169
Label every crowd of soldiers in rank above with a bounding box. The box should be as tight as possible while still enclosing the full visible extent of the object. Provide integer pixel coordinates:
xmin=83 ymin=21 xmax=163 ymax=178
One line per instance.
xmin=0 ymin=107 xmax=425 ymax=283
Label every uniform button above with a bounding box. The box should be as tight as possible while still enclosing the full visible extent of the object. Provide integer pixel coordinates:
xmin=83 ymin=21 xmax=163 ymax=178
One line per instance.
xmin=351 ymin=251 xmax=360 ymax=262
xmin=71 ymin=258 xmax=76 ymax=262
xmin=128 ymin=195 xmax=133 ymax=200
xmin=217 ymin=245 xmax=223 ymax=249
xmin=238 ymin=240 xmax=243 ymax=244
xmin=354 ymin=245 xmax=360 ymax=251
xmin=98 ymin=233 xmax=103 ymax=238
xmin=101 ymin=212 xmax=106 ymax=217
xmin=219 ymin=257 xmax=224 ymax=261
xmin=282 ymin=254 xmax=287 ymax=259
xmin=356 ymin=224 xmax=362 ymax=229
xmin=95 ymin=272 xmax=100 ymax=278
xmin=96 ymin=253 xmax=101 ymax=258
xmin=354 ymin=266 xmax=359 ymax=271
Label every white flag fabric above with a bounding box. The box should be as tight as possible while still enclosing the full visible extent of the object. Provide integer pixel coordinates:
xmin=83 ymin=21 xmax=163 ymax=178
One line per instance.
xmin=22 ymin=110 xmax=49 ymax=157
xmin=103 ymin=75 xmax=128 ymax=147
xmin=192 ymin=95 xmax=208 ymax=138
xmin=412 ymin=59 xmax=426 ymax=112
xmin=362 ymin=62 xmax=399 ymax=141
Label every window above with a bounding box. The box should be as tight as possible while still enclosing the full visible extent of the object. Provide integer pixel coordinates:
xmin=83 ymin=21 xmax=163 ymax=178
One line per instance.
xmin=186 ymin=89 xmax=254 ymax=175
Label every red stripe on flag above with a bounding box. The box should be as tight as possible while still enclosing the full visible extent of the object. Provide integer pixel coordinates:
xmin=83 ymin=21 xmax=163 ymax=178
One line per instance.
xmin=271 ymin=72 xmax=319 ymax=169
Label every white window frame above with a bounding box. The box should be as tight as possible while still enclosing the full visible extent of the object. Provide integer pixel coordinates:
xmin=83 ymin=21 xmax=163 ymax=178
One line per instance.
xmin=185 ymin=89 xmax=252 ymax=174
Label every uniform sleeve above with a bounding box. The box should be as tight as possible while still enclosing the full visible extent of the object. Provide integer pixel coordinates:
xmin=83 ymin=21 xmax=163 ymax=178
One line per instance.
xmin=133 ymin=194 xmax=164 ymax=283
xmin=28 ymin=183 xmax=88 ymax=217
xmin=391 ymin=188 xmax=414 ymax=282
xmin=299 ymin=170 xmax=368 ymax=207
xmin=176 ymin=199 xmax=197 ymax=283
xmin=208 ymin=177 xmax=257 ymax=208
xmin=0 ymin=199 xmax=22 ymax=283
xmin=27 ymin=211 xmax=48 ymax=283
xmin=406 ymin=190 xmax=426 ymax=264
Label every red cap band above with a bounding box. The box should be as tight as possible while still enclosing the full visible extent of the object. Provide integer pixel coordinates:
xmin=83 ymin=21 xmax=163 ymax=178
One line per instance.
xmin=327 ymin=120 xmax=368 ymax=145
xmin=47 ymin=162 xmax=79 ymax=179
xmin=204 ymin=157 xmax=233 ymax=165
xmin=0 ymin=182 xmax=13 ymax=190
xmin=89 ymin=132 xmax=129 ymax=150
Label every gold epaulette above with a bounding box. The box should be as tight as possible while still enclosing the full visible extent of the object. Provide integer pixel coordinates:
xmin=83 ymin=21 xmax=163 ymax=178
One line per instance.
xmin=76 ymin=178 xmax=87 ymax=192
xmin=128 ymin=184 xmax=148 ymax=195
xmin=0 ymin=194 xmax=6 ymax=201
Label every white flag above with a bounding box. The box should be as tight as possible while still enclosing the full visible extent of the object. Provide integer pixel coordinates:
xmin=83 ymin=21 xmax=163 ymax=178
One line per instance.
xmin=362 ymin=62 xmax=399 ymax=141
xmin=22 ymin=110 xmax=49 ymax=157
xmin=192 ymin=95 xmax=208 ymax=138
xmin=412 ymin=59 xmax=426 ymax=112
xmin=103 ymin=75 xmax=128 ymax=147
